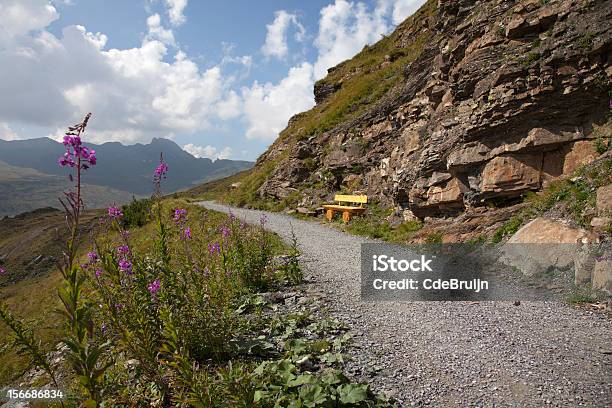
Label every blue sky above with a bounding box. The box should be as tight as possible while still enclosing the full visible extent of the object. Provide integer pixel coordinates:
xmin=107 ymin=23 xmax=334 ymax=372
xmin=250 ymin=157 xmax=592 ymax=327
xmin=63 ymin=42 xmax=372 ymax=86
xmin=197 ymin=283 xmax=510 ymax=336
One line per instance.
xmin=0 ymin=0 xmax=425 ymax=160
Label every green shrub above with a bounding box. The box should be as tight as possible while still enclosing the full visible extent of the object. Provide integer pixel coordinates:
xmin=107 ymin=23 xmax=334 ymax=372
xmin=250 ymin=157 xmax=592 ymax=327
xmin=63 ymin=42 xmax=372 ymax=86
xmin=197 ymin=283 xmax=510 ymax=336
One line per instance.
xmin=491 ymin=215 xmax=524 ymax=244
xmin=121 ymin=197 xmax=152 ymax=228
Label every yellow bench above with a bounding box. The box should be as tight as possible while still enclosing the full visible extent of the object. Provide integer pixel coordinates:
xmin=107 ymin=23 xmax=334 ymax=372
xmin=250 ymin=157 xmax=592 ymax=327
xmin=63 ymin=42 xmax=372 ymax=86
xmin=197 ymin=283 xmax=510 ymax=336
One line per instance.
xmin=322 ymin=194 xmax=368 ymax=223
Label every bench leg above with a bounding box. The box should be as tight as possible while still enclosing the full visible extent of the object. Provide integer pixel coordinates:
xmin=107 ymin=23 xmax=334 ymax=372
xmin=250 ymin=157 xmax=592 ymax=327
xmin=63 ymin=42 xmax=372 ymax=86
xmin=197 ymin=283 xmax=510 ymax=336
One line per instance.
xmin=342 ymin=211 xmax=351 ymax=223
xmin=326 ymin=209 xmax=334 ymax=221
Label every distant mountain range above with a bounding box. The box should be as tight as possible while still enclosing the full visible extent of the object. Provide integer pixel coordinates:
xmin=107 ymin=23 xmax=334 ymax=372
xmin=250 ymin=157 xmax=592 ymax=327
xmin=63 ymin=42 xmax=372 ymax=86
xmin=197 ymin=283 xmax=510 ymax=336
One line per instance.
xmin=0 ymin=137 xmax=252 ymax=194
xmin=0 ymin=137 xmax=252 ymax=216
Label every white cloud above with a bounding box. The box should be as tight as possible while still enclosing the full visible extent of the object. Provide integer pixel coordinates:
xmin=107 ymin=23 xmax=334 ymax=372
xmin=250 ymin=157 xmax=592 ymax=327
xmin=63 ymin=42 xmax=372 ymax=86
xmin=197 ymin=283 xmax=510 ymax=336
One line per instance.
xmin=146 ymin=13 xmax=175 ymax=46
xmin=164 ymin=0 xmax=188 ymax=26
xmin=0 ymin=1 xmax=241 ymax=145
xmin=313 ymin=0 xmax=390 ymax=79
xmin=183 ymin=143 xmax=232 ymax=160
xmin=0 ymin=0 xmax=59 ymax=42
xmin=241 ymin=62 xmax=315 ymax=140
xmin=390 ymin=0 xmax=423 ymax=25
xmin=0 ymin=122 xmax=20 ymax=141
xmin=261 ymin=10 xmax=305 ymax=59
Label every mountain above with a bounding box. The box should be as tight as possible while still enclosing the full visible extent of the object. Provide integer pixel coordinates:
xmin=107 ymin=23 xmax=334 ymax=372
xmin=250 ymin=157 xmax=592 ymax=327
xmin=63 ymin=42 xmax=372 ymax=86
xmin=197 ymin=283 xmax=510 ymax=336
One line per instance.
xmin=206 ymin=0 xmax=611 ymax=237
xmin=0 ymin=160 xmax=137 ymax=217
xmin=0 ymin=137 xmax=252 ymax=196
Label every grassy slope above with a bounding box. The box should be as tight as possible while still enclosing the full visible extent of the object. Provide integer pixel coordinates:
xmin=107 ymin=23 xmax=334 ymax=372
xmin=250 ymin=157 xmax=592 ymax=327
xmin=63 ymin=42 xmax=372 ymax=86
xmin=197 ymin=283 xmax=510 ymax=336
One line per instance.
xmin=0 ymin=160 xmax=136 ymax=217
xmin=185 ymin=0 xmax=438 ymax=208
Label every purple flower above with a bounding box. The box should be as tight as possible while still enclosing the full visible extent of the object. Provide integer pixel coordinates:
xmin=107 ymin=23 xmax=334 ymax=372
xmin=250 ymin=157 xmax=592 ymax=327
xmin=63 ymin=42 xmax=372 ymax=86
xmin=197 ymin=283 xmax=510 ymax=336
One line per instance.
xmin=87 ymin=251 xmax=98 ymax=263
xmin=117 ymin=245 xmax=130 ymax=256
xmin=208 ymin=242 xmax=221 ymax=255
xmin=0 ymin=267 xmax=6 ymax=276
xmin=174 ymin=208 xmax=187 ymax=223
xmin=229 ymin=211 xmax=236 ymax=221
xmin=147 ymin=279 xmax=161 ymax=296
xmin=260 ymin=214 xmax=268 ymax=227
xmin=95 ymin=268 xmax=103 ymax=278
xmin=220 ymin=225 xmax=231 ymax=239
xmin=118 ymin=259 xmax=132 ymax=274
xmin=58 ymin=135 xmax=96 ymax=169
xmin=183 ymin=227 xmax=192 ymax=240
xmin=121 ymin=230 xmax=130 ymax=239
xmin=153 ymin=160 xmax=169 ymax=182
xmin=108 ymin=205 xmax=123 ymax=219
xmin=101 ymin=323 xmax=108 ymax=334
xmin=203 ymin=267 xmax=210 ymax=277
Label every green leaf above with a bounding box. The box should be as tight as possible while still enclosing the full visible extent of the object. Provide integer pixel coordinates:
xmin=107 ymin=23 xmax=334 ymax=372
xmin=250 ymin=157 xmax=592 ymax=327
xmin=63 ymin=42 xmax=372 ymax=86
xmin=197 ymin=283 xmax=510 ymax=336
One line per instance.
xmin=337 ymin=384 xmax=368 ymax=404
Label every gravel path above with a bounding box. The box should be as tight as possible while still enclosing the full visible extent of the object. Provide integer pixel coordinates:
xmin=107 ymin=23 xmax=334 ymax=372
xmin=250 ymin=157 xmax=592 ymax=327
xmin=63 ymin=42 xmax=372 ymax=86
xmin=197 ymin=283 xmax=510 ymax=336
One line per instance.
xmin=198 ymin=201 xmax=612 ymax=407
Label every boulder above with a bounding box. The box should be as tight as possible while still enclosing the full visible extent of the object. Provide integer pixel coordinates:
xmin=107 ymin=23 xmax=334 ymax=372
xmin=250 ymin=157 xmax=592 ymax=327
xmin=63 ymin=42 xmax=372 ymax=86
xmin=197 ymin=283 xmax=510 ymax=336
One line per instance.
xmin=508 ymin=217 xmax=599 ymax=244
xmin=590 ymin=217 xmax=611 ymax=233
xmin=596 ymin=184 xmax=612 ymax=214
xmin=592 ymin=258 xmax=612 ymax=294
xmin=502 ymin=218 xmax=600 ymax=283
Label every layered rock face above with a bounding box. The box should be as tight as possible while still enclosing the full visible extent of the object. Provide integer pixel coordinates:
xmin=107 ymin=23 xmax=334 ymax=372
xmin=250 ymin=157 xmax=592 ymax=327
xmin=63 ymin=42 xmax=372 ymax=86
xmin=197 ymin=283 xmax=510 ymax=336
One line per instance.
xmin=256 ymin=0 xmax=611 ymax=219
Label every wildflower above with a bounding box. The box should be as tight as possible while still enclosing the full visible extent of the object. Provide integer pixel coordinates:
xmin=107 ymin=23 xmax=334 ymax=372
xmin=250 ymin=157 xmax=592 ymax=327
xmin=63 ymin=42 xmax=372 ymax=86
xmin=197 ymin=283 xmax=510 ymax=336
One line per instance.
xmin=260 ymin=214 xmax=268 ymax=227
xmin=87 ymin=251 xmax=98 ymax=263
xmin=0 ymin=267 xmax=6 ymax=275
xmin=208 ymin=242 xmax=221 ymax=255
xmin=121 ymin=230 xmax=130 ymax=239
xmin=220 ymin=225 xmax=231 ymax=239
xmin=153 ymin=160 xmax=169 ymax=182
xmin=229 ymin=211 xmax=236 ymax=221
xmin=240 ymin=221 xmax=247 ymax=229
xmin=183 ymin=227 xmax=192 ymax=240
xmin=95 ymin=268 xmax=103 ymax=278
xmin=174 ymin=208 xmax=187 ymax=223
xmin=58 ymin=134 xmax=96 ymax=169
xmin=147 ymin=279 xmax=161 ymax=296
xmin=108 ymin=205 xmax=123 ymax=219
xmin=118 ymin=259 xmax=132 ymax=274
xmin=101 ymin=323 xmax=107 ymax=334
xmin=203 ymin=267 xmax=210 ymax=277
xmin=117 ymin=245 xmax=130 ymax=256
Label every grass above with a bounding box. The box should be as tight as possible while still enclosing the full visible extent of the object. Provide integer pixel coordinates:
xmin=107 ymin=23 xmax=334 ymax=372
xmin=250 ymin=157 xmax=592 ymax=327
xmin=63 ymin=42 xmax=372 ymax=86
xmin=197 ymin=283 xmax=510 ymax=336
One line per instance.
xmin=335 ymin=203 xmax=423 ymax=243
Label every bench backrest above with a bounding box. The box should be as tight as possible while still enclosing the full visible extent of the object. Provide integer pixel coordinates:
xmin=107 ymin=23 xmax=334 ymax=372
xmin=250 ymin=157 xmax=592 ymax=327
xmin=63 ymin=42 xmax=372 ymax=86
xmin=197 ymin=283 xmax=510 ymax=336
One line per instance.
xmin=334 ymin=194 xmax=368 ymax=206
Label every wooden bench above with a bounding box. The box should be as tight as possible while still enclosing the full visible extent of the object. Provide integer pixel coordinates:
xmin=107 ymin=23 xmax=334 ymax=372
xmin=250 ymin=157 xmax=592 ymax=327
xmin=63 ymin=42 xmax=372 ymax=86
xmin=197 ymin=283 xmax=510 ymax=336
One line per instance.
xmin=322 ymin=194 xmax=368 ymax=223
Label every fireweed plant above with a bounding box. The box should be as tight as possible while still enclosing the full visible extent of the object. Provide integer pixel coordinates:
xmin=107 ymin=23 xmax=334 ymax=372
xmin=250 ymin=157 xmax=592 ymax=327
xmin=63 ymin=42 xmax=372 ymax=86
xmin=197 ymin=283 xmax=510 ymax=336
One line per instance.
xmin=0 ymin=116 xmax=388 ymax=407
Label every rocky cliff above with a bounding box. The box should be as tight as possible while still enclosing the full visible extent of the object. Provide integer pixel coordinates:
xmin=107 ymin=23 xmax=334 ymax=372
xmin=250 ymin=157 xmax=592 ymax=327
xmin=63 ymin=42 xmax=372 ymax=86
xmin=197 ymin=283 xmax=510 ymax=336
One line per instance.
xmin=230 ymin=0 xmax=611 ymax=238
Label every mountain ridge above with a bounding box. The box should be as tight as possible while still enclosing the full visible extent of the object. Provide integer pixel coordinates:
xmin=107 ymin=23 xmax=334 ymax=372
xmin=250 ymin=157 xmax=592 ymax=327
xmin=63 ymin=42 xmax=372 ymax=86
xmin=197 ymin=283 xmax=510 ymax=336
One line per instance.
xmin=0 ymin=136 xmax=252 ymax=196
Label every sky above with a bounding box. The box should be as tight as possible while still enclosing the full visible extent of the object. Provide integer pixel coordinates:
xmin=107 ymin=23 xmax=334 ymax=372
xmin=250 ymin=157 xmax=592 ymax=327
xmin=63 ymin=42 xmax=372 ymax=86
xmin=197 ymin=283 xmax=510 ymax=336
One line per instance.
xmin=0 ymin=0 xmax=426 ymax=161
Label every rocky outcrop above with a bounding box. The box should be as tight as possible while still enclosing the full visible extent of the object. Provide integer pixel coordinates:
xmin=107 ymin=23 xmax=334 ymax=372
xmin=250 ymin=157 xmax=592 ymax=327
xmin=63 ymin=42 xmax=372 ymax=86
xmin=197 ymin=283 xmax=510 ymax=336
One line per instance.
xmin=251 ymin=0 xmax=611 ymax=223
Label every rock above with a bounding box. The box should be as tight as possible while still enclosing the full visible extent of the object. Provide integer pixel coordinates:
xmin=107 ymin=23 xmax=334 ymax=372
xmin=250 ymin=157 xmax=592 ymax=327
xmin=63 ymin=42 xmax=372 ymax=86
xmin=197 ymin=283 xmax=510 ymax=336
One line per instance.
xmin=590 ymin=217 xmax=611 ymax=232
xmin=314 ymin=80 xmax=341 ymax=104
xmin=503 ymin=218 xmax=599 ymax=279
xmin=509 ymin=218 xmax=598 ymax=244
xmin=592 ymin=258 xmax=612 ymax=294
xmin=561 ymin=140 xmax=599 ymax=175
xmin=481 ymin=154 xmax=541 ymax=195
xmin=596 ymin=184 xmax=612 ymax=214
